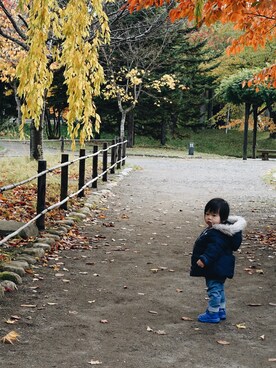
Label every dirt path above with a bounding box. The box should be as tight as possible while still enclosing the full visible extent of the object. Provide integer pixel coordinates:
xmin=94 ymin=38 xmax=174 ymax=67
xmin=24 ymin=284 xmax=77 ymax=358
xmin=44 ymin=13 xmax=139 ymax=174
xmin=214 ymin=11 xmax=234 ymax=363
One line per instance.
xmin=0 ymin=156 xmax=276 ymax=368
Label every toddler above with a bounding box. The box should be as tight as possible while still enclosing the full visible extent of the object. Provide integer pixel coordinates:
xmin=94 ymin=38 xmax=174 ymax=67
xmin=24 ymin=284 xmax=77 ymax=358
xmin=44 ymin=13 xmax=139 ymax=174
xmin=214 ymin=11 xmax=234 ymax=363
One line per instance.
xmin=190 ymin=198 xmax=246 ymax=323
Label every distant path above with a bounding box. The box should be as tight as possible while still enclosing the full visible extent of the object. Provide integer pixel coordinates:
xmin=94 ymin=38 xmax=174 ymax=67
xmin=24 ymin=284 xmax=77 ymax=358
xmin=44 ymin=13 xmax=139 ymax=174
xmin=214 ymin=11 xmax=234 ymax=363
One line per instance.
xmin=0 ymin=140 xmax=58 ymax=157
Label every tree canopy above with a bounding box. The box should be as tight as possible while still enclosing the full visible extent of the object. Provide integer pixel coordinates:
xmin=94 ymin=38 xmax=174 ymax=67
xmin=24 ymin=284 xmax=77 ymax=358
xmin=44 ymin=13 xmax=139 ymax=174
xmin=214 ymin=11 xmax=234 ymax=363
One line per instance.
xmin=0 ymin=0 xmax=110 ymax=147
xmin=127 ymin=0 xmax=276 ymax=87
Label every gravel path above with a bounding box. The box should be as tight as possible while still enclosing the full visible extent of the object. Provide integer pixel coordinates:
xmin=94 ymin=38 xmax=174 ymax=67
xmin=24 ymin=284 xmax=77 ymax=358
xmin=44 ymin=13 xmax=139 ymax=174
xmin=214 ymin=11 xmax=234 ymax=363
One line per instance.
xmin=0 ymin=149 xmax=275 ymax=368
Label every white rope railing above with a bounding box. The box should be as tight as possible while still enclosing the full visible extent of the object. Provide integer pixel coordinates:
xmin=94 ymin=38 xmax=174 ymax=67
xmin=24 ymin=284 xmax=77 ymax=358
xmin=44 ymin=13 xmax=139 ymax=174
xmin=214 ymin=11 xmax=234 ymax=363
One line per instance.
xmin=0 ymin=139 xmax=127 ymax=246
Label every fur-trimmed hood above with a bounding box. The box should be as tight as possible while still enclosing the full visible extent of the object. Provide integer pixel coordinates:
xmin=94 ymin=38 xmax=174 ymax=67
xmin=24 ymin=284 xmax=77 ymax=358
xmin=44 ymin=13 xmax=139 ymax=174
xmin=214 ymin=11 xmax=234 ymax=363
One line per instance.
xmin=212 ymin=216 xmax=247 ymax=237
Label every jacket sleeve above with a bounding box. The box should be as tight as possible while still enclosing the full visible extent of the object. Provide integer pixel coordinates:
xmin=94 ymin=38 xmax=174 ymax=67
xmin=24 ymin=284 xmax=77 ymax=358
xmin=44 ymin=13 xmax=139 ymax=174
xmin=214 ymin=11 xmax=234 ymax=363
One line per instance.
xmin=199 ymin=231 xmax=225 ymax=266
xmin=231 ymin=231 xmax=242 ymax=251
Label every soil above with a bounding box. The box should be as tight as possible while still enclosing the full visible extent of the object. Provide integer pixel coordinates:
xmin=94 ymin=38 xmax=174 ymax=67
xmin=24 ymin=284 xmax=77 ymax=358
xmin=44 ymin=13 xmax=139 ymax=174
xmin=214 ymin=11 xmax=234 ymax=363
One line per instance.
xmin=0 ymin=154 xmax=276 ymax=368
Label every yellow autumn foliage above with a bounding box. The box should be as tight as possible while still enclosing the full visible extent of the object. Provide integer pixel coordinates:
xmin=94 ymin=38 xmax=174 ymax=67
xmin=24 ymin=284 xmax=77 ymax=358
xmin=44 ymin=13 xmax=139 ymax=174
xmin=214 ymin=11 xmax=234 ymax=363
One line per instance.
xmin=12 ymin=0 xmax=110 ymax=147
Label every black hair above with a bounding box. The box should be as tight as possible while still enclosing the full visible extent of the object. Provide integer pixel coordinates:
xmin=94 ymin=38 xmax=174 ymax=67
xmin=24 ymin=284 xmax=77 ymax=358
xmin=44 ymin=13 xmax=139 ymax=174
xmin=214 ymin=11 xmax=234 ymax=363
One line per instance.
xmin=204 ymin=198 xmax=230 ymax=223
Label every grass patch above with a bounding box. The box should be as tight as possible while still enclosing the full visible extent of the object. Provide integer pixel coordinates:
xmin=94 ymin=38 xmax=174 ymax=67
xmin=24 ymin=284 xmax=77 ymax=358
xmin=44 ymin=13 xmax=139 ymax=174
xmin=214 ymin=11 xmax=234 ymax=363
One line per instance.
xmin=0 ymin=154 xmax=100 ymax=228
xmin=134 ymin=129 xmax=276 ymax=158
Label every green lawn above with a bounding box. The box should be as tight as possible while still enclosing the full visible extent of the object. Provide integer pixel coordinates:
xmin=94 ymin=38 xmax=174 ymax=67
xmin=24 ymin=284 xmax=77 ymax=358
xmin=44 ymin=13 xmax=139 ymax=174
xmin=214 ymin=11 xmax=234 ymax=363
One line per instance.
xmin=133 ymin=129 xmax=276 ymax=158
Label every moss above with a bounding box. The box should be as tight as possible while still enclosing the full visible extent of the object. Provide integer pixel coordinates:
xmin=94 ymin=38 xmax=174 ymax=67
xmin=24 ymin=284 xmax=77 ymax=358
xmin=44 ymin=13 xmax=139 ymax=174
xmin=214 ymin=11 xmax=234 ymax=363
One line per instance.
xmin=0 ymin=271 xmax=22 ymax=284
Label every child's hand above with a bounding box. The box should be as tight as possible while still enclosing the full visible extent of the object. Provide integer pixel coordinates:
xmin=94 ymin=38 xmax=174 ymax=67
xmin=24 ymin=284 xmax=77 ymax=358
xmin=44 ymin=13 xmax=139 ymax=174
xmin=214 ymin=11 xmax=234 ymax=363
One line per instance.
xmin=197 ymin=259 xmax=205 ymax=268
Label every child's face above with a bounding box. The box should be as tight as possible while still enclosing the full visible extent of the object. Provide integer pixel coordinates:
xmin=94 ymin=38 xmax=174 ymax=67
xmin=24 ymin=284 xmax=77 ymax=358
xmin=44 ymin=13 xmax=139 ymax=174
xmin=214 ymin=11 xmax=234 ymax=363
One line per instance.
xmin=204 ymin=211 xmax=221 ymax=227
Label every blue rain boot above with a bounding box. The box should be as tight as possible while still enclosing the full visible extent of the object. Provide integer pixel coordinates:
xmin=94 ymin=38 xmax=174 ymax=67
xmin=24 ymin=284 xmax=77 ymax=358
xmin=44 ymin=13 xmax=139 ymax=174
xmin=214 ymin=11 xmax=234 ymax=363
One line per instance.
xmin=198 ymin=310 xmax=220 ymax=323
xmin=219 ymin=308 xmax=226 ymax=320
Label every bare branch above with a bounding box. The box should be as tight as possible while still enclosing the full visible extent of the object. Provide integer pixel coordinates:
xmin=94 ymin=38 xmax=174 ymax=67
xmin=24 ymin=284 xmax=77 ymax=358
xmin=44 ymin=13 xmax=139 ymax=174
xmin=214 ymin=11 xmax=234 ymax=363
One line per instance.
xmin=0 ymin=26 xmax=29 ymax=50
xmin=0 ymin=0 xmax=27 ymax=41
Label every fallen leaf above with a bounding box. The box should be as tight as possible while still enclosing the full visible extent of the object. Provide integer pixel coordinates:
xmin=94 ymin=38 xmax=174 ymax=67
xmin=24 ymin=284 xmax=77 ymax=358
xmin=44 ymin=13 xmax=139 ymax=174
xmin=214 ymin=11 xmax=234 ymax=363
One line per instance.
xmin=25 ymin=269 xmax=34 ymax=275
xmin=155 ymin=330 xmax=166 ymax=335
xmin=181 ymin=316 xmax=193 ymax=321
xmin=268 ymin=358 xmax=276 ymax=362
xmin=10 ymin=315 xmax=21 ymax=320
xmin=147 ymin=326 xmax=153 ymax=332
xmin=176 ymin=288 xmax=183 ymax=293
xmin=47 ymin=302 xmax=57 ymax=306
xmin=269 ymin=303 xmax=276 ymax=307
xmin=5 ymin=319 xmax=17 ymax=325
xmin=100 ymin=319 xmax=108 ymax=324
xmin=1 ymin=331 xmax=20 ymax=344
xmin=150 ymin=269 xmax=159 ymax=273
xmin=20 ymin=304 xmax=37 ymax=308
xmin=260 ymin=335 xmax=265 ymax=340
xmin=103 ymin=222 xmax=114 ymax=227
xmin=247 ymin=303 xmax=262 ymax=307
xmin=236 ymin=323 xmax=246 ymax=329
xmin=148 ymin=311 xmax=158 ymax=315
xmin=217 ymin=340 xmax=230 ymax=345
xmin=88 ymin=360 xmax=102 ymax=365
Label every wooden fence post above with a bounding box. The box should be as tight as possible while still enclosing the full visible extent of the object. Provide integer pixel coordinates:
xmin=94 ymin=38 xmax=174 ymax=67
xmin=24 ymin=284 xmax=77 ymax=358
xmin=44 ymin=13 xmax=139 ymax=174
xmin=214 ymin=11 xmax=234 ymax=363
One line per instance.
xmin=60 ymin=153 xmax=69 ymax=209
xmin=110 ymin=139 xmax=116 ymax=174
xmin=78 ymin=149 xmax=85 ymax=197
xmin=36 ymin=160 xmax=47 ymax=230
xmin=102 ymin=142 xmax=108 ymax=182
xmin=122 ymin=138 xmax=126 ymax=166
xmin=117 ymin=138 xmax=122 ymax=170
xmin=92 ymin=145 xmax=98 ymax=189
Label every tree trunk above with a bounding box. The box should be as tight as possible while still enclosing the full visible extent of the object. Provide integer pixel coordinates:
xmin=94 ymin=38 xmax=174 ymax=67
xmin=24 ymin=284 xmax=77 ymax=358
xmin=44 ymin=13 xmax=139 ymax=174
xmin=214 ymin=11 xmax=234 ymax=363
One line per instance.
xmin=207 ymin=88 xmax=214 ymax=121
xmin=252 ymin=105 xmax=258 ymax=159
xmin=127 ymin=110 xmax=135 ymax=148
xmin=160 ymin=119 xmax=166 ymax=146
xmin=30 ymin=89 xmax=47 ymax=160
xmin=120 ymin=111 xmax=126 ymax=139
xmin=11 ymin=82 xmax=22 ymax=125
xmin=30 ymin=120 xmax=43 ymax=160
xmin=267 ymin=105 xmax=276 ymax=138
xmin=170 ymin=113 xmax=178 ymax=138
xmin=199 ymin=102 xmax=206 ymax=126
xmin=243 ymin=103 xmax=250 ymax=161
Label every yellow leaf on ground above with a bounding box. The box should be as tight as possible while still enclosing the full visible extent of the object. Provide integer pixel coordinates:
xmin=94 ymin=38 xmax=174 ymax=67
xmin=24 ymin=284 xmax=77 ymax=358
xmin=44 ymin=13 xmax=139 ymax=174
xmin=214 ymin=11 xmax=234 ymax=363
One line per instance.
xmin=1 ymin=331 xmax=20 ymax=344
xmin=236 ymin=323 xmax=246 ymax=329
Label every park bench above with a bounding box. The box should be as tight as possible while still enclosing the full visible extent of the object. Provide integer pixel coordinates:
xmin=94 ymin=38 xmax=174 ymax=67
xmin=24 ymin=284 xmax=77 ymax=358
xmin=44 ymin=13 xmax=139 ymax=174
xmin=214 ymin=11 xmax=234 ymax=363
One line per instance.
xmin=256 ymin=149 xmax=276 ymax=160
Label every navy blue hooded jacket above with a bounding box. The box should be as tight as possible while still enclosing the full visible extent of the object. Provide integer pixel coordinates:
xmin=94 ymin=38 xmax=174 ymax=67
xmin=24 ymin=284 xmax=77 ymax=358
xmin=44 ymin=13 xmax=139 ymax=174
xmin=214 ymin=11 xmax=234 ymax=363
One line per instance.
xmin=190 ymin=216 xmax=246 ymax=280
